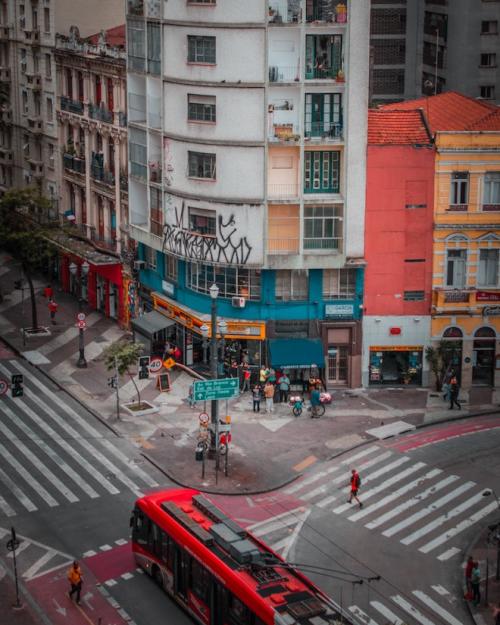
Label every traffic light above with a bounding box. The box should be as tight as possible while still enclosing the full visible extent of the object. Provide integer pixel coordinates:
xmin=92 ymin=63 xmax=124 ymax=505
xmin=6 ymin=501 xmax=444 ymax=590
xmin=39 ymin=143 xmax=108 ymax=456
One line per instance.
xmin=138 ymin=356 xmax=150 ymax=380
xmin=11 ymin=374 xmax=23 ymax=398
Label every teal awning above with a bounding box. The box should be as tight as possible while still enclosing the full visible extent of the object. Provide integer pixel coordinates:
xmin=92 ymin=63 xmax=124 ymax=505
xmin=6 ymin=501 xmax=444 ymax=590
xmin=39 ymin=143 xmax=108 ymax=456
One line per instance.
xmin=269 ymin=338 xmax=324 ymax=369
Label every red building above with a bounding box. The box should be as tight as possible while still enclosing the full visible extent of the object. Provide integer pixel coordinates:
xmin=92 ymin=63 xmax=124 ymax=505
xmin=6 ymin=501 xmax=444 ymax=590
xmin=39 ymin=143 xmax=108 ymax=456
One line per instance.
xmin=363 ymin=109 xmax=435 ymax=387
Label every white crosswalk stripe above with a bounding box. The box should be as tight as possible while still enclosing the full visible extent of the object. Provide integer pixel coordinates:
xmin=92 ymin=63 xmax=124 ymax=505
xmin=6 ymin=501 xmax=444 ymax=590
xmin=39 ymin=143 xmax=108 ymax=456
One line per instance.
xmin=391 ymin=595 xmax=436 ymax=625
xmin=370 ymin=601 xmax=405 ymax=625
xmin=412 ymin=591 xmax=463 ymax=625
xmin=349 ymin=605 xmax=380 ymax=625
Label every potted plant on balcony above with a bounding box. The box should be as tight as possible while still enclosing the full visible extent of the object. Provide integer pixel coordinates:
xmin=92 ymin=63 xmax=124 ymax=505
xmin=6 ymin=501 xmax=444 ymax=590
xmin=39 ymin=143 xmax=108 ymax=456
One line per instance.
xmin=336 ymin=69 xmax=345 ymax=83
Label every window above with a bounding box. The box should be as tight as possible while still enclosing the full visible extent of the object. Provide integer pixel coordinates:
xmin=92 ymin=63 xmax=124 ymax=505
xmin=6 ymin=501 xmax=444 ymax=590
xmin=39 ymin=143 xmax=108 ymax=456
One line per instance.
xmin=188 ymin=94 xmax=216 ymax=123
xmin=225 ymin=592 xmax=250 ymax=625
xmin=483 ymin=172 xmax=500 ymax=209
xmin=480 ymin=85 xmax=495 ymax=99
xmin=147 ymin=22 xmax=161 ymax=75
xmin=186 ymin=263 xmax=261 ymax=300
xmin=323 ymin=268 xmax=356 ymax=299
xmin=46 ymin=97 xmax=53 ymax=121
xmin=304 ymin=93 xmax=342 ymax=138
xmin=127 ymin=19 xmax=145 ymax=72
xmin=480 ymin=53 xmax=497 ymax=66
xmin=190 ymin=559 xmax=209 ymax=603
xmin=304 ymin=151 xmax=340 ymax=193
xmin=187 ymin=36 xmax=216 ymax=64
xmin=164 ymin=254 xmax=178 ymax=282
xmin=22 ymin=91 xmax=28 ymax=114
xmin=188 ymin=151 xmax=216 ymax=179
xmin=446 ymin=249 xmax=466 ymax=287
xmin=188 ymin=207 xmax=216 ymax=236
xmin=478 ymin=249 xmax=498 ymax=286
xmin=275 ymin=270 xmax=308 ymax=301
xmin=45 ymin=53 xmax=51 ymax=78
xmin=43 ymin=7 xmax=49 ymax=33
xmin=304 ymin=205 xmax=342 ymax=250
xmin=450 ymin=172 xmax=468 ymax=208
xmin=481 ymin=20 xmax=498 ymax=34
xmin=150 ymin=187 xmax=162 ymax=236
xmin=187 ymin=0 xmax=216 ymax=3
xmin=403 ymin=291 xmax=425 ymax=301
xmin=129 ymin=127 xmax=147 ymax=179
xmin=48 ymin=143 xmax=54 ymax=169
xmin=145 ymin=246 xmax=157 ymax=271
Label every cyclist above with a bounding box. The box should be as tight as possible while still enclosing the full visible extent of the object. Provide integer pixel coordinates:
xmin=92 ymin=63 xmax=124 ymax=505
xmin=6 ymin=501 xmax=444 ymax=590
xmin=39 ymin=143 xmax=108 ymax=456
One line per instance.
xmin=310 ymin=385 xmax=322 ymax=418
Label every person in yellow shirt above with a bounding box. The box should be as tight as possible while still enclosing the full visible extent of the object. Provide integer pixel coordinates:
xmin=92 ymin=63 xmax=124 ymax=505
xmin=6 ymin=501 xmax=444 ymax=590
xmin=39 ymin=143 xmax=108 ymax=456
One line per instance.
xmin=68 ymin=560 xmax=83 ymax=604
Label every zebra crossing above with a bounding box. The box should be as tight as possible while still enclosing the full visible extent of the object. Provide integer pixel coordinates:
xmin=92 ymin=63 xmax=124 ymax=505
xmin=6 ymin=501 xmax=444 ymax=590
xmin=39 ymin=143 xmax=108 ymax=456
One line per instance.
xmin=0 ymin=359 xmax=159 ymax=517
xmin=248 ymin=444 xmax=497 ymax=563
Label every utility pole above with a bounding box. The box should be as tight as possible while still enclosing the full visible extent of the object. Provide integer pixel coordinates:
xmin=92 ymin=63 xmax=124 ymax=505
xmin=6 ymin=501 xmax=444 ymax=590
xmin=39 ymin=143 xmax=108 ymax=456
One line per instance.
xmin=115 ymin=356 xmax=120 ymax=420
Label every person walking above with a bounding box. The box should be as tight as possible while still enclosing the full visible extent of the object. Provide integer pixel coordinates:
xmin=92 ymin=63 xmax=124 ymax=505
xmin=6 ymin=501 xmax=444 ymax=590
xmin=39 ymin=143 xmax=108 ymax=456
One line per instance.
xmin=449 ymin=376 xmax=461 ymax=410
xmin=347 ymin=469 xmax=363 ymax=508
xmin=252 ymin=385 xmax=261 ymax=412
xmin=465 ymin=555 xmax=474 ymax=597
xmin=67 ymin=560 xmax=83 ymax=604
xmin=43 ymin=284 xmax=53 ymax=300
xmin=241 ymin=364 xmax=251 ymax=393
xmin=471 ymin=561 xmax=481 ymax=606
xmin=264 ymin=381 xmax=275 ymax=413
xmin=278 ymin=373 xmax=290 ymax=403
xmin=48 ymin=298 xmax=58 ymax=325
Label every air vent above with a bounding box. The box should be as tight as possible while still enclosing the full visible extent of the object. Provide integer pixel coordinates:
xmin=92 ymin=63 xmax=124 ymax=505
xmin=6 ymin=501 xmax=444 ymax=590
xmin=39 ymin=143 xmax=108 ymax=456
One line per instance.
xmin=229 ymin=539 xmax=260 ymax=565
xmin=209 ymin=523 xmax=241 ymax=553
xmin=161 ymin=501 xmax=213 ymax=546
xmin=193 ymin=495 xmax=246 ymax=536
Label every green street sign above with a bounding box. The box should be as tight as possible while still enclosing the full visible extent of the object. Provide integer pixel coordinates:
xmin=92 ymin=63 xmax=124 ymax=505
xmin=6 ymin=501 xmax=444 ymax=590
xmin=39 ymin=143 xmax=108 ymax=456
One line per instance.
xmin=193 ymin=378 xmax=239 ymax=401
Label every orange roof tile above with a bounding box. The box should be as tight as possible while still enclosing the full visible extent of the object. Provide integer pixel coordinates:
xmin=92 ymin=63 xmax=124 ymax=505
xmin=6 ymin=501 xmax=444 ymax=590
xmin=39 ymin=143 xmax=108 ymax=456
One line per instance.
xmin=380 ymin=91 xmax=499 ymax=133
xmin=87 ymin=25 xmax=125 ymax=48
xmin=368 ymin=109 xmax=432 ymax=145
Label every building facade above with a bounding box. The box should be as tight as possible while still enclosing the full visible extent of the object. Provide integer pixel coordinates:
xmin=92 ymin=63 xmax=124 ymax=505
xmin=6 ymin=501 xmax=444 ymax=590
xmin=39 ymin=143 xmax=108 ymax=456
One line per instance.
xmin=384 ymin=92 xmax=500 ymax=399
xmin=370 ymin=0 xmax=500 ymax=105
xmin=127 ymin=0 xmax=370 ymax=387
xmin=363 ymin=109 xmax=435 ymax=387
xmin=54 ymin=26 xmax=130 ymax=325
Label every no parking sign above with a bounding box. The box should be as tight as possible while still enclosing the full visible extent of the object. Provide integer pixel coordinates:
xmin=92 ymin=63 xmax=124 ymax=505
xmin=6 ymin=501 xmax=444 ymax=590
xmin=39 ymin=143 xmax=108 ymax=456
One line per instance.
xmin=0 ymin=378 xmax=8 ymax=396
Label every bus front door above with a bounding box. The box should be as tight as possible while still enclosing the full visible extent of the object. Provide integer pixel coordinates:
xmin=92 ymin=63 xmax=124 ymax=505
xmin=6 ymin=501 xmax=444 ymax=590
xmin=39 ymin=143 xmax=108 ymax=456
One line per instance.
xmin=174 ymin=548 xmax=189 ymax=603
xmin=210 ymin=581 xmax=223 ymax=624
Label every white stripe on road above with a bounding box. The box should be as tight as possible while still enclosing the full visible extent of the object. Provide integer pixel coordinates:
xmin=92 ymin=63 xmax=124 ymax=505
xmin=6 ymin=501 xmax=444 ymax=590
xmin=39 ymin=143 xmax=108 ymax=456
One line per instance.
xmin=401 ymin=491 xmax=486 ymax=545
xmin=371 ymin=601 xmax=405 ymax=625
xmin=0 ymin=493 xmax=15 ymax=517
xmin=282 ymin=509 xmax=311 ymax=561
xmin=22 ymin=551 xmax=57 ymax=580
xmin=0 ymin=440 xmax=58 ymax=507
xmin=2 ymin=402 xmax=98 ymax=500
xmin=352 ymin=468 xmax=442 ymax=523
xmin=333 ymin=459 xmax=419 ymax=515
xmin=39 ymin=313 xmax=101 ymax=355
xmin=391 ymin=595 xmax=436 ymax=625
xmin=0 ymin=465 xmax=37 ymax=512
xmin=368 ymin=474 xmax=458 ymax=530
xmin=10 ymin=361 xmax=158 ymax=489
xmin=420 ymin=501 xmax=498 ymax=554
xmin=316 ymin=495 xmax=337 ymax=508
xmin=437 ymin=547 xmax=462 ymax=561
xmin=348 ymin=605 xmax=380 ymax=625
xmin=383 ymin=481 xmax=474 ymax=538
xmin=249 ymin=507 xmax=308 ymax=537
xmin=432 ymin=585 xmax=450 ymax=596
xmin=412 ymin=591 xmax=463 ymax=625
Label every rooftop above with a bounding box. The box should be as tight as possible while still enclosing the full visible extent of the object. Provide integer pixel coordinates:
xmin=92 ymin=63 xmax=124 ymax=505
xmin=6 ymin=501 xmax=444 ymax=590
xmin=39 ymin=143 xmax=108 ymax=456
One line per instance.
xmin=380 ymin=91 xmax=499 ymax=133
xmin=87 ymin=25 xmax=126 ymax=48
xmin=368 ymin=109 xmax=432 ymax=145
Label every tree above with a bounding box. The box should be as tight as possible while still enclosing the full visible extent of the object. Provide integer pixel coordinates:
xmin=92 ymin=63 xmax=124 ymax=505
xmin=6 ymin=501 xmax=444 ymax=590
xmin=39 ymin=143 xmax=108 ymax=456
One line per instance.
xmin=425 ymin=340 xmax=448 ymax=391
xmin=0 ymin=188 xmax=55 ymax=331
xmin=102 ymin=339 xmax=144 ymax=408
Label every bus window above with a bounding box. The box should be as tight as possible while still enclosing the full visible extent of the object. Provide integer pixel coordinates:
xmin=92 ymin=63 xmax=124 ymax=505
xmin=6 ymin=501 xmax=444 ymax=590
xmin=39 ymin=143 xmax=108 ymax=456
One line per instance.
xmin=190 ymin=558 xmax=209 ymax=604
xmin=160 ymin=531 xmax=175 ymax=569
xmin=225 ymin=591 xmax=250 ymax=625
xmin=131 ymin=509 xmax=148 ymax=548
xmin=148 ymin=521 xmax=162 ymax=558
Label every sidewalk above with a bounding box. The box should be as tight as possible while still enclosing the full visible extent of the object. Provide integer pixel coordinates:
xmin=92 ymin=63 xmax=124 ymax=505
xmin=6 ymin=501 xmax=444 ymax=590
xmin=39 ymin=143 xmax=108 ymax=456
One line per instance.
xmin=465 ymin=523 xmax=500 ymax=625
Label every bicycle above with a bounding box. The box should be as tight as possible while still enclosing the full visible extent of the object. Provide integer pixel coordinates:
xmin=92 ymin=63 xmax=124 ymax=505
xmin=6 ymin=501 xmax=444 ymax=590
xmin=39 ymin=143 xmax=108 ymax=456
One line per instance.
xmin=310 ymin=403 xmax=325 ymax=418
xmin=290 ymin=396 xmax=304 ymax=417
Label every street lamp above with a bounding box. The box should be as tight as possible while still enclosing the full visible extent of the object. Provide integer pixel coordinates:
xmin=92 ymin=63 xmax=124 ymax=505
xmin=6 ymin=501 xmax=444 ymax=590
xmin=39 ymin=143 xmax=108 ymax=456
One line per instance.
xmin=209 ymin=284 xmax=220 ymax=455
xmin=218 ymin=319 xmax=227 ymax=373
xmin=200 ymin=323 xmax=209 ymax=364
xmin=69 ymin=260 xmax=90 ymax=368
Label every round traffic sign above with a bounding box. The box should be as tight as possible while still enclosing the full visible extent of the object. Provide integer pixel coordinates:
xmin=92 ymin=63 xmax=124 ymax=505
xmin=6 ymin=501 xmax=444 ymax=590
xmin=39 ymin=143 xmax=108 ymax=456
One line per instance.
xmin=0 ymin=378 xmax=7 ymax=396
xmin=77 ymin=312 xmax=86 ymax=322
xmin=77 ymin=320 xmax=86 ymax=329
xmin=149 ymin=357 xmax=163 ymax=373
xmin=199 ymin=412 xmax=209 ymax=425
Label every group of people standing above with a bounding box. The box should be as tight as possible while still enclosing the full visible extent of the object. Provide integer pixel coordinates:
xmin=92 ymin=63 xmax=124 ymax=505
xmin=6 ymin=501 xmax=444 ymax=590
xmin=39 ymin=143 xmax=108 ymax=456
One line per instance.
xmin=250 ymin=368 xmax=291 ymax=413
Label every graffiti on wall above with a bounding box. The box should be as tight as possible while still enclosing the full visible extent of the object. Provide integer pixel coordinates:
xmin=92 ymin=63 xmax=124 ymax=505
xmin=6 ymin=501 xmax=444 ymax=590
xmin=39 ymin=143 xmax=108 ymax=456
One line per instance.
xmin=161 ymin=201 xmax=252 ymax=265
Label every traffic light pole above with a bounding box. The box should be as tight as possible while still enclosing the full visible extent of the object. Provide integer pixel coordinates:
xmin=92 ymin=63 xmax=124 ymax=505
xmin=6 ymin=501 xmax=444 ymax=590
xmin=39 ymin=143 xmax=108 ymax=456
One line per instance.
xmin=210 ymin=297 xmax=219 ymax=469
xmin=115 ymin=356 xmax=120 ymax=420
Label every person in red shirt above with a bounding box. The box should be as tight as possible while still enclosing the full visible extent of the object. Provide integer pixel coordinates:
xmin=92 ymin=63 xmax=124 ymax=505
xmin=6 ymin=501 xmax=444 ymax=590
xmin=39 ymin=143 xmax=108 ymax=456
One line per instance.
xmin=43 ymin=285 xmax=53 ymax=299
xmin=172 ymin=345 xmax=181 ymax=362
xmin=48 ymin=299 xmax=58 ymax=325
xmin=465 ymin=555 xmax=474 ymax=596
xmin=347 ymin=469 xmax=363 ymax=508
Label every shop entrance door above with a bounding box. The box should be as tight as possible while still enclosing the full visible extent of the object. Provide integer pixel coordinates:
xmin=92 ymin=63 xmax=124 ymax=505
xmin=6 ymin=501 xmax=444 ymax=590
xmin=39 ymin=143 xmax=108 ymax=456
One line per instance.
xmin=327 ymin=346 xmax=348 ymax=384
xmin=472 ymin=327 xmax=495 ymax=386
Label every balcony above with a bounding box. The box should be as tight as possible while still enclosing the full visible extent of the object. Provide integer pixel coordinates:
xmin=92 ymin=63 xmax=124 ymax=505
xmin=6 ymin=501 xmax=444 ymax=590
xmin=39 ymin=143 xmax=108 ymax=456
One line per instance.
xmin=306 ymin=1 xmax=348 ymax=24
xmin=118 ymin=111 xmax=127 ymax=127
xmin=305 ymin=121 xmax=343 ymax=141
xmin=91 ymin=163 xmax=115 ymax=187
xmin=90 ymin=230 xmax=117 ymax=252
xmin=27 ymin=158 xmax=44 ymax=177
xmin=0 ymin=25 xmax=11 ymax=40
xmin=24 ymin=28 xmax=40 ymax=45
xmin=305 ymin=66 xmax=341 ymax=81
xmin=268 ymin=1 xmax=301 ymax=25
xmin=60 ymin=96 xmax=84 ymax=115
xmin=26 ymin=72 xmax=42 ymax=91
xmin=269 ymin=123 xmax=300 ymax=143
xmin=269 ymin=65 xmax=300 ymax=83
xmin=89 ymin=103 xmax=113 ymax=124
xmin=0 ymin=147 xmax=13 ymax=164
xmin=268 ymin=237 xmax=300 ymax=254
xmin=0 ymin=67 xmax=11 ymax=82
xmin=27 ymin=116 xmax=43 ymax=134
xmin=120 ymin=172 xmax=128 ymax=193
xmin=127 ymin=0 xmax=144 ymax=16
xmin=0 ymin=106 xmax=12 ymax=124
xmin=482 ymin=203 xmax=500 ymax=212
xmin=303 ymin=236 xmax=342 ymax=251
xmin=63 ymin=154 xmax=86 ymax=175
xmin=268 ymin=183 xmax=300 ymax=199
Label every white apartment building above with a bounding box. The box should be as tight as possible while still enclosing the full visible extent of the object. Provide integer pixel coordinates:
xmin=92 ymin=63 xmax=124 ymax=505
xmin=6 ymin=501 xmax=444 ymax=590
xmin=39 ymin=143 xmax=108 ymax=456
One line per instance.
xmin=127 ymin=0 xmax=370 ymax=388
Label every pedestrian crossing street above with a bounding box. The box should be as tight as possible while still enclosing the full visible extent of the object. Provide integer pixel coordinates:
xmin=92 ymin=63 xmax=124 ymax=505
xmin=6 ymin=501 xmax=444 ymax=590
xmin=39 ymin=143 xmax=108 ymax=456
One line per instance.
xmin=0 ymin=359 xmax=158 ymax=518
xmin=248 ymin=444 xmax=497 ymax=563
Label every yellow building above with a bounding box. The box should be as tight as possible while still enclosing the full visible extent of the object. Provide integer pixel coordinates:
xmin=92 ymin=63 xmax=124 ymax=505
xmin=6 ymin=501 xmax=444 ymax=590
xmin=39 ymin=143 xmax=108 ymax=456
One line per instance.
xmin=385 ymin=93 xmax=500 ymax=399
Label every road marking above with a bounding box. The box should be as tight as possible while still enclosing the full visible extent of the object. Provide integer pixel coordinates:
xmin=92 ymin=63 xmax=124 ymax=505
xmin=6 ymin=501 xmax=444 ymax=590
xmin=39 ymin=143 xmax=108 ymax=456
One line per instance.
xmin=248 ymin=507 xmax=306 ymax=535
xmin=99 ymin=544 xmax=112 ymax=551
xmin=115 ymin=539 xmax=128 ymax=546
xmin=23 ymin=551 xmax=57 ymax=580
xmin=383 ymin=481 xmax=474 ymax=538
xmin=437 ymin=547 xmax=462 ymax=561
xmin=6 ymin=540 xmax=31 ymax=558
xmin=432 ymin=585 xmax=450 ymax=595
xmin=401 ymin=491 xmax=486 ymax=545
xmin=83 ymin=550 xmax=97 ymax=558
xmin=333 ymin=460 xmax=422 ymax=516
xmin=420 ymin=501 xmax=499 ymax=553
xmin=391 ymin=595 xmax=436 ymax=625
xmin=353 ymin=468 xmax=442 ymax=523
xmin=2 ymin=400 xmax=98 ymax=499
xmin=293 ymin=455 xmax=317 ymax=472
xmin=412 ymin=591 xmax=463 ymax=625
xmin=0 ymin=495 xmax=15 ymax=517
xmin=316 ymin=495 xmax=337 ymax=508
xmin=104 ymin=579 xmax=117 ymax=587
xmin=370 ymin=601 xmax=405 ymax=625
xmin=282 ymin=509 xmax=311 ymax=561
xmin=349 ymin=604 xmax=381 ymax=625
xmin=0 ymin=465 xmax=37 ymax=512
xmin=39 ymin=313 xmax=101 ymax=355
xmin=121 ymin=572 xmax=133 ymax=580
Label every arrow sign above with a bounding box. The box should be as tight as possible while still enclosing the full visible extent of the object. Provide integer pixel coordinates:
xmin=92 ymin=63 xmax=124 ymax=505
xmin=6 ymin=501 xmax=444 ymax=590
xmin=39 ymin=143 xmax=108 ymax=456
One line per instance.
xmin=52 ymin=598 xmax=67 ymax=617
xmin=193 ymin=378 xmax=239 ymax=401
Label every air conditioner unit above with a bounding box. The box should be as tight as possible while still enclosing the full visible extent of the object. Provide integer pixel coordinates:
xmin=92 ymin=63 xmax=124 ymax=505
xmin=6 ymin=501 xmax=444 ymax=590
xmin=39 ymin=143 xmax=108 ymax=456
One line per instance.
xmin=134 ymin=260 xmax=145 ymax=270
xmin=231 ymin=296 xmax=246 ymax=309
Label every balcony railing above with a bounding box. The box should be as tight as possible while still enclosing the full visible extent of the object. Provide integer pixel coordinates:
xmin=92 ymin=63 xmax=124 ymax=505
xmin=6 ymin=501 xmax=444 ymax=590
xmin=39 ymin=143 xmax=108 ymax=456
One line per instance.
xmin=0 ymin=147 xmax=13 ymax=164
xmin=482 ymin=203 xmax=500 ymax=212
xmin=27 ymin=116 xmax=43 ymax=133
xmin=118 ymin=111 xmax=127 ymax=127
xmin=24 ymin=28 xmax=40 ymax=45
xmin=306 ymin=2 xmax=348 ymax=23
xmin=269 ymin=65 xmax=300 ymax=83
xmin=90 ymin=230 xmax=117 ymax=251
xmin=305 ymin=67 xmax=339 ymax=80
xmin=0 ymin=25 xmax=11 ymax=40
xmin=305 ymin=122 xmax=343 ymax=140
xmin=120 ymin=172 xmax=128 ymax=192
xmin=268 ymin=2 xmax=301 ymax=24
xmin=61 ymin=96 xmax=84 ymax=115
xmin=443 ymin=290 xmax=470 ymax=304
xmin=26 ymin=72 xmax=42 ymax=90
xmin=268 ymin=238 xmax=300 ymax=255
xmin=269 ymin=123 xmax=300 ymax=143
xmin=91 ymin=164 xmax=115 ymax=186
xmin=268 ymin=183 xmax=299 ymax=198
xmin=303 ymin=237 xmax=342 ymax=251
xmin=63 ymin=154 xmax=86 ymax=174
xmin=89 ymin=103 xmax=113 ymax=124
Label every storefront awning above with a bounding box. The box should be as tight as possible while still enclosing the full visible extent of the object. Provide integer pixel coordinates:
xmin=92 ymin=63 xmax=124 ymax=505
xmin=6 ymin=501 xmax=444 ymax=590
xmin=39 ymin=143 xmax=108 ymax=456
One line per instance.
xmin=132 ymin=311 xmax=175 ymax=338
xmin=269 ymin=338 xmax=324 ymax=369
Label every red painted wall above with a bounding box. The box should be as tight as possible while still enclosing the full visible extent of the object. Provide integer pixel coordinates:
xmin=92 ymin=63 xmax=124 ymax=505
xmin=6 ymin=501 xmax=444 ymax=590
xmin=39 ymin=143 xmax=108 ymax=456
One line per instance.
xmin=365 ymin=145 xmax=435 ymax=316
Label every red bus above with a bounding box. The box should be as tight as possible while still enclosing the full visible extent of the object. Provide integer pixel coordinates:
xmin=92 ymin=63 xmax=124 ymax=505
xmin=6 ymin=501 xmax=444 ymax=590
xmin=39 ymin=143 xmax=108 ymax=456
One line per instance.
xmin=131 ymin=487 xmax=359 ymax=625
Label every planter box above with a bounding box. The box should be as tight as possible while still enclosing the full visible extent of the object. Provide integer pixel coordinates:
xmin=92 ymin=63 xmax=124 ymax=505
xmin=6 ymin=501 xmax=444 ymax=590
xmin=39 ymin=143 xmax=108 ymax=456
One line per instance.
xmin=122 ymin=401 xmax=159 ymax=417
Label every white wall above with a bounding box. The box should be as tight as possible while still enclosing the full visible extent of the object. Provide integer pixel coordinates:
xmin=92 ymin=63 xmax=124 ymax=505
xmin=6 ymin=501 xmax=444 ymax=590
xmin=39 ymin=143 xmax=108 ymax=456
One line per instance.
xmin=164 ymin=84 xmax=265 ymax=142
xmin=268 ymin=29 xmax=301 ymax=80
xmin=163 ymin=26 xmax=266 ymax=83
xmin=163 ymin=0 xmax=264 ymax=23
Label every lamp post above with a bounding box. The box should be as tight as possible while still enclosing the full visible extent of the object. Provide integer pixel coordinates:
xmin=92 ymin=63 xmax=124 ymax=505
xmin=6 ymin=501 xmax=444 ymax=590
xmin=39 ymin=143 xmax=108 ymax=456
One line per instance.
xmin=69 ymin=260 xmax=90 ymax=368
xmin=218 ymin=319 xmax=227 ymax=374
xmin=209 ymin=284 xmax=219 ymax=456
xmin=200 ymin=323 xmax=209 ymax=364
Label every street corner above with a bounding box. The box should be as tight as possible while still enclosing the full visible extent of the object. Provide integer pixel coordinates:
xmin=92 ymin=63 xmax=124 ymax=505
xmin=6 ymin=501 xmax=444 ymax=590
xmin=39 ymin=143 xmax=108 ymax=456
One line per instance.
xmin=0 ymin=340 xmax=15 ymax=360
